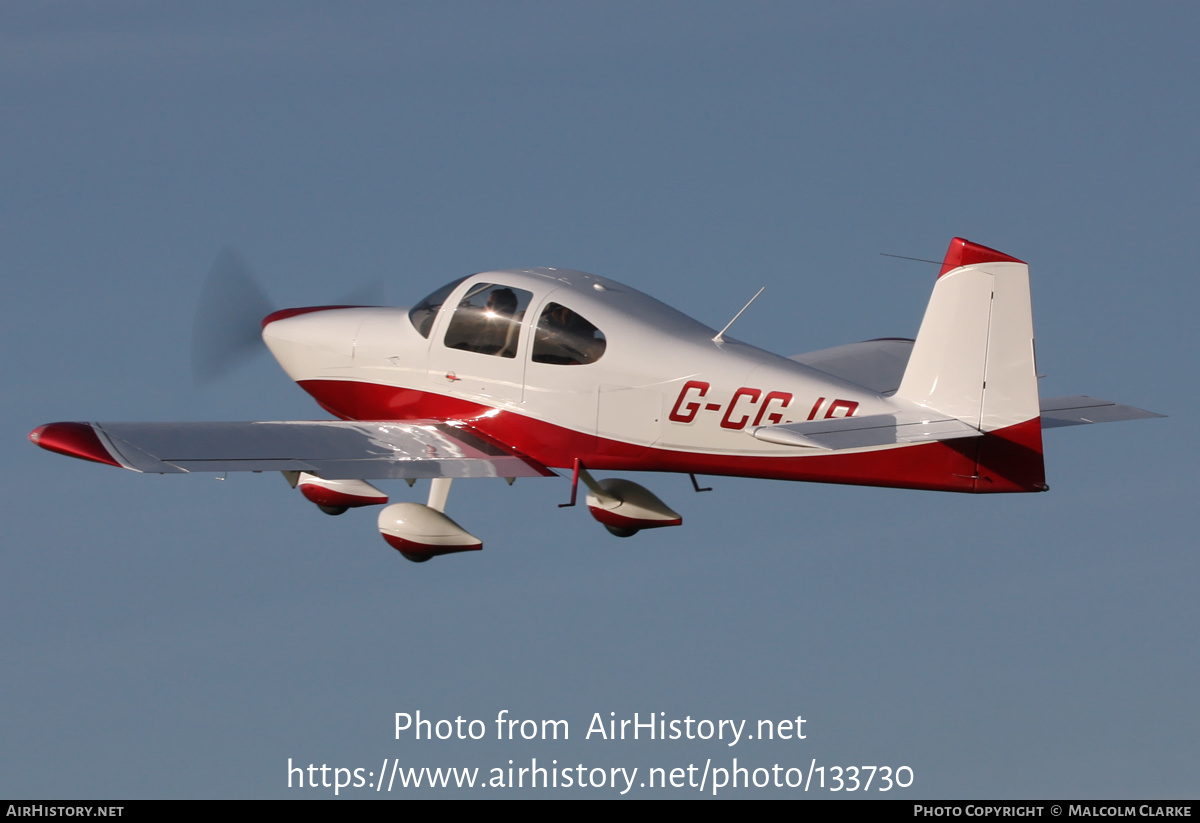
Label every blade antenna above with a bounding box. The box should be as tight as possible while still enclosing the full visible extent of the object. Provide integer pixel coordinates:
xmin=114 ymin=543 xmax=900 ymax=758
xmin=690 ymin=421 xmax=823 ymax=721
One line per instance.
xmin=880 ymin=252 xmax=942 ymax=265
xmin=712 ymin=287 xmax=765 ymax=343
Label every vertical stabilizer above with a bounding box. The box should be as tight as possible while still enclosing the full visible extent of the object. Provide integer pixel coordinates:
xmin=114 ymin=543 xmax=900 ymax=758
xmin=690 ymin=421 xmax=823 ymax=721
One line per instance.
xmin=896 ymin=238 xmax=1045 ymax=492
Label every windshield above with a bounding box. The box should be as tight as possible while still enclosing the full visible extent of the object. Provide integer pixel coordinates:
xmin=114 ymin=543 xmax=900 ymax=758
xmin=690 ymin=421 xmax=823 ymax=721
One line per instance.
xmin=408 ymin=277 xmax=467 ymax=338
xmin=443 ymin=283 xmax=533 ymax=359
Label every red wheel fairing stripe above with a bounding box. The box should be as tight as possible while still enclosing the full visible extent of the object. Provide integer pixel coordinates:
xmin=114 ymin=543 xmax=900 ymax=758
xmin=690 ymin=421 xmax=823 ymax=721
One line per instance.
xmin=299 ymin=484 xmax=387 ymax=509
xmin=297 ymin=379 xmax=1047 ymax=494
xmin=587 ymin=507 xmax=683 ymax=530
xmin=380 ymin=533 xmax=482 ymax=556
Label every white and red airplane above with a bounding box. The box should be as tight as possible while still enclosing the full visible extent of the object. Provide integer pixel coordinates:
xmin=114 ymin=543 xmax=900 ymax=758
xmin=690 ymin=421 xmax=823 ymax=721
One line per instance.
xmin=30 ymin=238 xmax=1161 ymax=562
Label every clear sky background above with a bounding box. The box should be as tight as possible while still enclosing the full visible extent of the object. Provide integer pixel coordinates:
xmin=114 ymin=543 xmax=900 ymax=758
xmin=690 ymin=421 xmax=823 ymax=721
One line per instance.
xmin=2 ymin=2 xmax=1195 ymax=799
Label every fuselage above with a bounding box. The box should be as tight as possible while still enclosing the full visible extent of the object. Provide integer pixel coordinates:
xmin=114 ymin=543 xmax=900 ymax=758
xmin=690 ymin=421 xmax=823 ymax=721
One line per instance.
xmin=262 ymin=268 xmax=1018 ymax=492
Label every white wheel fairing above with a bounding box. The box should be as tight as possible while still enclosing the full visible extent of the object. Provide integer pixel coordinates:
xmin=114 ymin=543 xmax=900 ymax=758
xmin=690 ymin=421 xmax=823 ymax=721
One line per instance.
xmin=297 ymin=474 xmax=388 ymax=509
xmin=377 ymin=502 xmax=482 ymax=557
xmin=585 ymin=478 xmax=682 ymax=532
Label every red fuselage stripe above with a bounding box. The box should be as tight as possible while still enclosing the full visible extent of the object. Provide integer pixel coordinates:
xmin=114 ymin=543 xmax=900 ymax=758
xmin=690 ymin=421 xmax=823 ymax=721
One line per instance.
xmin=298 ymin=379 xmax=1047 ymax=494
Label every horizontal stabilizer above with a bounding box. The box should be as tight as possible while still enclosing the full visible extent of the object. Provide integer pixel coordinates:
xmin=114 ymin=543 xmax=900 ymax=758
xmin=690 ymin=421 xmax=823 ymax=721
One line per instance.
xmin=29 ymin=420 xmax=555 ymax=479
xmin=750 ymin=411 xmax=980 ymax=451
xmin=1039 ymin=396 xmax=1165 ymax=429
xmin=789 ymin=338 xmax=914 ymax=394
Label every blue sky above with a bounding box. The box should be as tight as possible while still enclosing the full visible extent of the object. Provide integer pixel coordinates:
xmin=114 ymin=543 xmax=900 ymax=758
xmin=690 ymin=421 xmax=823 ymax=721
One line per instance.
xmin=2 ymin=2 xmax=1195 ymax=798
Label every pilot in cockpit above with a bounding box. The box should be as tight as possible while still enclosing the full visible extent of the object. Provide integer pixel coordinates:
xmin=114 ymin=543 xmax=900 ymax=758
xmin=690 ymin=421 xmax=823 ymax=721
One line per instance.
xmin=481 ymin=287 xmax=519 ymax=357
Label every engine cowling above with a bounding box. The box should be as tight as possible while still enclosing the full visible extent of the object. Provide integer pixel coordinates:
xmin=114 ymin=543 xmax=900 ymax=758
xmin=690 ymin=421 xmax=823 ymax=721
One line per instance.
xmin=297 ymin=473 xmax=388 ymax=515
xmin=585 ymin=478 xmax=682 ymax=537
xmin=378 ymin=502 xmax=482 ymax=562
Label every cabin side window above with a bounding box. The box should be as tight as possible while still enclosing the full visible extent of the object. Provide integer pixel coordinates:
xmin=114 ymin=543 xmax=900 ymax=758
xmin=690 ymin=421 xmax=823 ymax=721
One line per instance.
xmin=443 ymin=283 xmax=533 ymax=359
xmin=408 ymin=277 xmax=467 ymax=339
xmin=532 ymin=302 xmax=606 ymax=365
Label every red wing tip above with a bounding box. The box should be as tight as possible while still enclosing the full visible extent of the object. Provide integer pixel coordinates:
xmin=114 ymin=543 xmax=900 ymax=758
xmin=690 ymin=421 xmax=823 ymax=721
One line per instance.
xmin=262 ymin=305 xmax=370 ymax=330
xmin=29 ymin=422 xmax=123 ymax=468
xmin=939 ymin=237 xmax=1026 ymax=277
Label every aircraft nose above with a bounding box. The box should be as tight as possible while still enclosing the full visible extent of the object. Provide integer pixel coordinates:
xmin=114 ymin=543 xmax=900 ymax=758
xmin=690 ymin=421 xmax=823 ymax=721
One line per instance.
xmin=261 ymin=306 xmax=367 ymax=381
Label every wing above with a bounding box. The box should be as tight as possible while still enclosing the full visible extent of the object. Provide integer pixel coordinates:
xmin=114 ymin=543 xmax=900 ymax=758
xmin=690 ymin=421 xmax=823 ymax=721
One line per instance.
xmin=28 ymin=420 xmax=555 ymax=479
